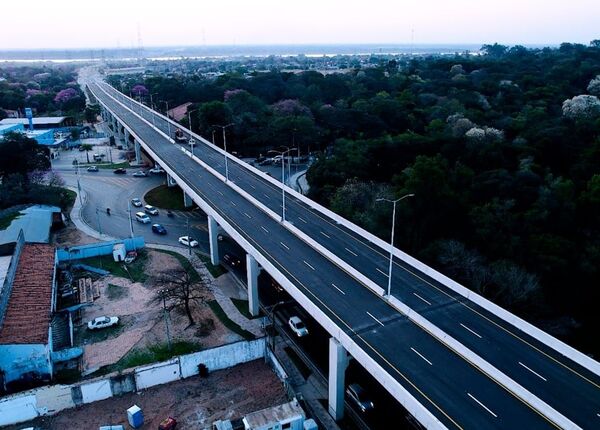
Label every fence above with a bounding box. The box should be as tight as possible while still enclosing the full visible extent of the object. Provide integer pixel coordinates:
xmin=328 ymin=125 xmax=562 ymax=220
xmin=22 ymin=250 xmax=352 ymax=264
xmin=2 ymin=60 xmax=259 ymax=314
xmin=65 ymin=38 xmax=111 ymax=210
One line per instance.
xmin=0 ymin=338 xmax=267 ymax=427
xmin=56 ymin=237 xmax=145 ymax=262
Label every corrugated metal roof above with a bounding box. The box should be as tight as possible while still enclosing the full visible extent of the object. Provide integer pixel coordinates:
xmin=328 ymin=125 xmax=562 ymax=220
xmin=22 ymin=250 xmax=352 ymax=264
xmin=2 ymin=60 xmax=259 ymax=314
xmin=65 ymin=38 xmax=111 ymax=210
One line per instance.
xmin=0 ymin=117 xmax=67 ymax=125
xmin=0 ymin=205 xmax=60 ymax=245
xmin=0 ymin=243 xmax=55 ymax=344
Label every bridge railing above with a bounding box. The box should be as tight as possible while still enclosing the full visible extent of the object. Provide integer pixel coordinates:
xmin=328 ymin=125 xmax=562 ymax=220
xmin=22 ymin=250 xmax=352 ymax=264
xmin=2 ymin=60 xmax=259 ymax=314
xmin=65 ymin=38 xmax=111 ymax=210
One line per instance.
xmin=98 ymin=81 xmax=600 ymax=378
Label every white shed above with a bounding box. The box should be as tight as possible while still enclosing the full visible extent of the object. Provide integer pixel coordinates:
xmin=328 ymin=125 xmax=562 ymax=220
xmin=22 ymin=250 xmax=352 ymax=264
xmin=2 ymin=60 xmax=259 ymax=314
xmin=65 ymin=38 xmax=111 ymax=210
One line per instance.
xmin=243 ymin=399 xmax=305 ymax=430
xmin=112 ymin=243 xmax=126 ymax=262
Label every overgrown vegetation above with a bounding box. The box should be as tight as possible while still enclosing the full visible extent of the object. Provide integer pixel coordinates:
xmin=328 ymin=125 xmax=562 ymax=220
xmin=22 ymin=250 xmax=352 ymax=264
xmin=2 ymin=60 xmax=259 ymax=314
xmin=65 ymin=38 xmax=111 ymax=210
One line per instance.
xmin=83 ymin=250 xmax=149 ymax=283
xmin=207 ymin=300 xmax=255 ymax=340
xmin=0 ymin=211 xmax=21 ymax=230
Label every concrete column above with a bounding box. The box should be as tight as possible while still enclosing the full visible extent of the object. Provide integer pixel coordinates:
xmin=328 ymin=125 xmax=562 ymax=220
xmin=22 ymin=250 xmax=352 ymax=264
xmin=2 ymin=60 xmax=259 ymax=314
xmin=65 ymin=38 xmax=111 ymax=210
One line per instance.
xmin=246 ymin=254 xmax=259 ymax=317
xmin=328 ymin=337 xmax=349 ymax=421
xmin=166 ymin=173 xmax=177 ymax=187
xmin=134 ymin=139 xmax=141 ymax=164
xmin=124 ymin=129 xmax=131 ymax=149
xmin=183 ymin=191 xmax=193 ymax=208
xmin=208 ymin=216 xmax=219 ymax=266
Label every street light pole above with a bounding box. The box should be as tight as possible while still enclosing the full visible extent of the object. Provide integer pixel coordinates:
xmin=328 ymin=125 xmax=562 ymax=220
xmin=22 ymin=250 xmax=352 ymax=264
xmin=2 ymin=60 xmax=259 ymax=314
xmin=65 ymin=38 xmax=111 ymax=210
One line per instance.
xmin=149 ymin=93 xmax=157 ymax=127
xmin=213 ymin=123 xmax=234 ymax=181
xmin=377 ymin=193 xmax=415 ymax=296
xmin=269 ymin=147 xmax=296 ymax=222
xmin=187 ymin=109 xmax=198 ymax=157
xmin=162 ymin=101 xmax=171 ymax=138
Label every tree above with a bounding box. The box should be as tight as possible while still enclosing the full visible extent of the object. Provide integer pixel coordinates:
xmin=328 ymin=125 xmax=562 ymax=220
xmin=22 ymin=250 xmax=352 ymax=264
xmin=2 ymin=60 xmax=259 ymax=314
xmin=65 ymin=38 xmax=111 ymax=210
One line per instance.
xmin=0 ymin=132 xmax=49 ymax=179
xmin=84 ymin=104 xmax=101 ymax=123
xmin=80 ymin=143 xmax=93 ymax=164
xmin=151 ymin=268 xmax=210 ymax=326
xmin=562 ymin=95 xmax=600 ymax=119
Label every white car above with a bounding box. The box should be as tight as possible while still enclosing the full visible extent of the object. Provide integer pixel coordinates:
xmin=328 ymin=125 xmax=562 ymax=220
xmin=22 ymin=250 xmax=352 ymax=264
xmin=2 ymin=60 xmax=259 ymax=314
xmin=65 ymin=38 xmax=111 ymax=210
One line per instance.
xmin=87 ymin=316 xmax=119 ymax=330
xmin=178 ymin=236 xmax=199 ymax=248
xmin=132 ymin=170 xmax=148 ymax=177
xmin=135 ymin=212 xmax=151 ymax=223
xmin=288 ymin=316 xmax=308 ymax=337
xmin=144 ymin=204 xmax=159 ymax=215
xmin=149 ymin=166 xmax=165 ymax=174
xmin=131 ymin=198 xmax=143 ymax=207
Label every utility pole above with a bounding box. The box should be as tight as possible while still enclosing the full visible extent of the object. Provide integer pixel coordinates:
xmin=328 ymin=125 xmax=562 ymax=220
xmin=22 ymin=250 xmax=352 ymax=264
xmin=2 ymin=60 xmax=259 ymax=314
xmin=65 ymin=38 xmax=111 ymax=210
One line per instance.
xmin=127 ymin=201 xmax=134 ymax=239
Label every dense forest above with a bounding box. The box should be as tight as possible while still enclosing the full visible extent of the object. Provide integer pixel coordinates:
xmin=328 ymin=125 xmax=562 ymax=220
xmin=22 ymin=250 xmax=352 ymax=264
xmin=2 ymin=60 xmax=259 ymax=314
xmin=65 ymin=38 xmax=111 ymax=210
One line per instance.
xmin=112 ymin=42 xmax=600 ymax=354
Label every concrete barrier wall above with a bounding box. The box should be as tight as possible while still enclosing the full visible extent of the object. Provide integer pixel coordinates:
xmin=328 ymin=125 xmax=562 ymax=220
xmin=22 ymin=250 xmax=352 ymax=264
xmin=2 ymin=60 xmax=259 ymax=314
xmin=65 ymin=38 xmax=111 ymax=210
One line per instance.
xmin=0 ymin=339 xmax=267 ymax=427
xmin=135 ymin=359 xmax=181 ymax=390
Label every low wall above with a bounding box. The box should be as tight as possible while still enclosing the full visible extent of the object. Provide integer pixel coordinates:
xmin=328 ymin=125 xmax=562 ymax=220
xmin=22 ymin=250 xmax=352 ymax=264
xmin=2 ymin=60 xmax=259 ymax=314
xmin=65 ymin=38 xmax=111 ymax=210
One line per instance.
xmin=0 ymin=338 xmax=266 ymax=427
xmin=56 ymin=237 xmax=145 ymax=262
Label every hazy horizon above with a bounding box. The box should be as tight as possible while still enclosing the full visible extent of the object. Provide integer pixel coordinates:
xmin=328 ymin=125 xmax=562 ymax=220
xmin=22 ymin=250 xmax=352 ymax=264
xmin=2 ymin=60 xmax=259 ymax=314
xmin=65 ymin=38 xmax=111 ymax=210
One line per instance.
xmin=0 ymin=0 xmax=598 ymax=50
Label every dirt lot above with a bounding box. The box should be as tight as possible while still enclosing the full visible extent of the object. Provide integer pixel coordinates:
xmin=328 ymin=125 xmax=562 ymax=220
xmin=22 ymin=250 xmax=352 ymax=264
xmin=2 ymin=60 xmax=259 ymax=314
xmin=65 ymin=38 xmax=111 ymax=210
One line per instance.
xmin=78 ymin=250 xmax=245 ymax=372
xmin=2 ymin=360 xmax=288 ymax=430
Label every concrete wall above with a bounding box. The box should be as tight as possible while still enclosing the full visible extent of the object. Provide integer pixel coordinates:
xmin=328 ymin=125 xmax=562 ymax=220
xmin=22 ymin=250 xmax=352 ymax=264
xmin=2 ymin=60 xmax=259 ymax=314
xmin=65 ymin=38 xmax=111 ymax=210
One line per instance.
xmin=0 ymin=343 xmax=51 ymax=383
xmin=56 ymin=237 xmax=145 ymax=262
xmin=0 ymin=338 xmax=267 ymax=427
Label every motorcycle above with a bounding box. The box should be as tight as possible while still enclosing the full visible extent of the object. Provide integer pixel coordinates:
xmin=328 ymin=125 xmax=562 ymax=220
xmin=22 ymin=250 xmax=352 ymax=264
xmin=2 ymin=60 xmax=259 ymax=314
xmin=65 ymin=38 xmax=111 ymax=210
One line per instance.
xmin=106 ymin=208 xmax=111 ymax=216
xmin=167 ymin=210 xmax=174 ymax=218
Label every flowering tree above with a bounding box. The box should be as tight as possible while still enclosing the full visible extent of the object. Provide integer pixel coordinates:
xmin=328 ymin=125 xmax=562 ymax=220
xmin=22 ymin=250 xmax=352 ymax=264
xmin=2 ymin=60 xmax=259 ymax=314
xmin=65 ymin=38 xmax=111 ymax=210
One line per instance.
xmin=587 ymin=76 xmax=600 ymax=95
xmin=54 ymin=88 xmax=78 ymax=103
xmin=465 ymin=126 xmax=504 ymax=143
xmin=271 ymin=99 xmax=312 ymax=118
xmin=562 ymin=95 xmax=600 ymax=119
xmin=131 ymin=84 xmax=148 ymax=97
xmin=224 ymin=89 xmax=248 ymax=101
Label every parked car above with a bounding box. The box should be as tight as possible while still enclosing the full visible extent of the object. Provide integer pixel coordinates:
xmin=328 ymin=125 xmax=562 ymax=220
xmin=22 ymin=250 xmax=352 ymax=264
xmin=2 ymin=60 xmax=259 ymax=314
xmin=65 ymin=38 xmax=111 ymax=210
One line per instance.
xmin=158 ymin=417 xmax=177 ymax=430
xmin=87 ymin=316 xmax=119 ymax=330
xmin=113 ymin=168 xmax=127 ymax=174
xmin=222 ymin=253 xmax=242 ymax=268
xmin=131 ymin=198 xmax=143 ymax=207
xmin=133 ymin=170 xmax=148 ymax=177
xmin=87 ymin=165 xmax=98 ymax=172
xmin=149 ymin=166 xmax=165 ymax=174
xmin=144 ymin=205 xmax=159 ymax=215
xmin=152 ymin=223 xmax=167 ymax=235
xmin=178 ymin=236 xmax=199 ymax=247
xmin=346 ymin=384 xmax=374 ymax=413
xmin=135 ymin=212 xmax=151 ymax=223
xmin=288 ymin=316 xmax=308 ymax=337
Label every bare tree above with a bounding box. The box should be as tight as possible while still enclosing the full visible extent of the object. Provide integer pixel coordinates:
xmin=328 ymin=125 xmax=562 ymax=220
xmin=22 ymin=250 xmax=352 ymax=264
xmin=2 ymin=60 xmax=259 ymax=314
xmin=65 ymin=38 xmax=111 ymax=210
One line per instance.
xmin=151 ymin=268 xmax=210 ymax=327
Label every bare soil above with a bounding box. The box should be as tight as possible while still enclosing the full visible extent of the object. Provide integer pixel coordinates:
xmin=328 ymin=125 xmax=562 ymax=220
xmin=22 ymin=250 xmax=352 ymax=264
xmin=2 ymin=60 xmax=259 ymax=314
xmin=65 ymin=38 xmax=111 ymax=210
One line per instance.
xmin=2 ymin=360 xmax=288 ymax=430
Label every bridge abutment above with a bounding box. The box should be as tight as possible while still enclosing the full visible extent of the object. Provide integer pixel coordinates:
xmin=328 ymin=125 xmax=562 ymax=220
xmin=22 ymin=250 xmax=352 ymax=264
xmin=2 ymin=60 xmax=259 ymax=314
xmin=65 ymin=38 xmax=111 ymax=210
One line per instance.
xmin=246 ymin=254 xmax=259 ymax=317
xmin=328 ymin=337 xmax=349 ymax=421
xmin=208 ymin=215 xmax=220 ymax=266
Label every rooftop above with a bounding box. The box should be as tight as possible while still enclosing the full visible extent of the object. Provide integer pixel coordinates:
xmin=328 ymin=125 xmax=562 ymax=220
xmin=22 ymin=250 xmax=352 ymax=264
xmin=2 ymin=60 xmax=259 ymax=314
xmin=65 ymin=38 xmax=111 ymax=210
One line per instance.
xmin=0 ymin=117 xmax=68 ymax=126
xmin=243 ymin=400 xmax=304 ymax=428
xmin=0 ymin=243 xmax=55 ymax=344
xmin=0 ymin=205 xmax=61 ymax=245
xmin=167 ymin=102 xmax=192 ymax=122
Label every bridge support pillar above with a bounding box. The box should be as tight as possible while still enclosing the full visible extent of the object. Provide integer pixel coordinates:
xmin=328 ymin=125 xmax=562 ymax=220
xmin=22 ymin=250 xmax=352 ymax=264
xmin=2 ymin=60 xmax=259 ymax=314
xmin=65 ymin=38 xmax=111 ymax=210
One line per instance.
xmin=328 ymin=337 xmax=348 ymax=421
xmin=134 ymin=140 xmax=141 ymax=165
xmin=166 ymin=173 xmax=177 ymax=187
xmin=124 ymin=129 xmax=131 ymax=149
xmin=246 ymin=254 xmax=259 ymax=317
xmin=208 ymin=216 xmax=219 ymax=266
xmin=183 ymin=191 xmax=193 ymax=208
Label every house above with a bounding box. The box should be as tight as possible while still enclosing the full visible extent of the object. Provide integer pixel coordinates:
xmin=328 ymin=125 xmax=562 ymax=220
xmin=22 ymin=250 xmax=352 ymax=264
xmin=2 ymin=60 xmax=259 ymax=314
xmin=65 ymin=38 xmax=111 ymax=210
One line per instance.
xmin=167 ymin=102 xmax=192 ymax=122
xmin=0 ymin=235 xmax=57 ymax=392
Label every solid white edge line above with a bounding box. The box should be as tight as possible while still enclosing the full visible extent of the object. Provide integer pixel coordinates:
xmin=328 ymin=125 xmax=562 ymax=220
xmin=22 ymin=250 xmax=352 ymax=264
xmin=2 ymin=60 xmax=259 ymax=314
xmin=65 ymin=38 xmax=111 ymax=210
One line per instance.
xmin=376 ymin=267 xmax=389 ymax=277
xmin=518 ymin=362 xmax=548 ymax=382
xmin=411 ymin=347 xmax=433 ymax=366
xmin=467 ymin=392 xmax=498 ymax=418
xmin=413 ymin=292 xmax=432 ymax=306
xmin=460 ymin=323 xmax=483 ymax=339
xmin=303 ymin=260 xmax=315 ymax=270
xmin=366 ymin=311 xmax=385 ymax=327
xmin=331 ymin=283 xmax=346 ymax=295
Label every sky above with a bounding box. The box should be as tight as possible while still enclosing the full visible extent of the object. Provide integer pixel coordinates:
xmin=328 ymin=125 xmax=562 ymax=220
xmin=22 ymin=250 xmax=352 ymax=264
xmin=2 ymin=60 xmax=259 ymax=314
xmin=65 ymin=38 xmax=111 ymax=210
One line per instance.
xmin=0 ymin=0 xmax=598 ymax=50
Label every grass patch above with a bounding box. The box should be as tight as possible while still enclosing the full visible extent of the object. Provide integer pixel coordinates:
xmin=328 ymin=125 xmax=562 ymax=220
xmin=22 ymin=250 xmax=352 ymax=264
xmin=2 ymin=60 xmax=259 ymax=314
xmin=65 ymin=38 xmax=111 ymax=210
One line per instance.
xmin=144 ymin=184 xmax=194 ymax=211
xmin=231 ymin=298 xmax=263 ymax=320
xmin=197 ymin=253 xmax=227 ymax=278
xmin=107 ymin=283 xmax=128 ymax=300
xmin=207 ymin=300 xmax=255 ymax=340
xmin=154 ymin=249 xmax=200 ymax=282
xmin=81 ymin=250 xmax=149 ymax=283
xmin=0 ymin=211 xmax=21 ymax=230
xmin=284 ymin=346 xmax=312 ymax=380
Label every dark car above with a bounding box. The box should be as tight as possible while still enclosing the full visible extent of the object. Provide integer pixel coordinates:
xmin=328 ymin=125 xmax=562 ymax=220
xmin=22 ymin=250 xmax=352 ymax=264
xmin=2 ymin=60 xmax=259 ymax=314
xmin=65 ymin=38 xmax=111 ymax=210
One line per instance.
xmin=113 ymin=168 xmax=127 ymax=174
xmin=346 ymin=384 xmax=374 ymax=413
xmin=152 ymin=223 xmax=167 ymax=235
xmin=222 ymin=253 xmax=243 ymax=268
